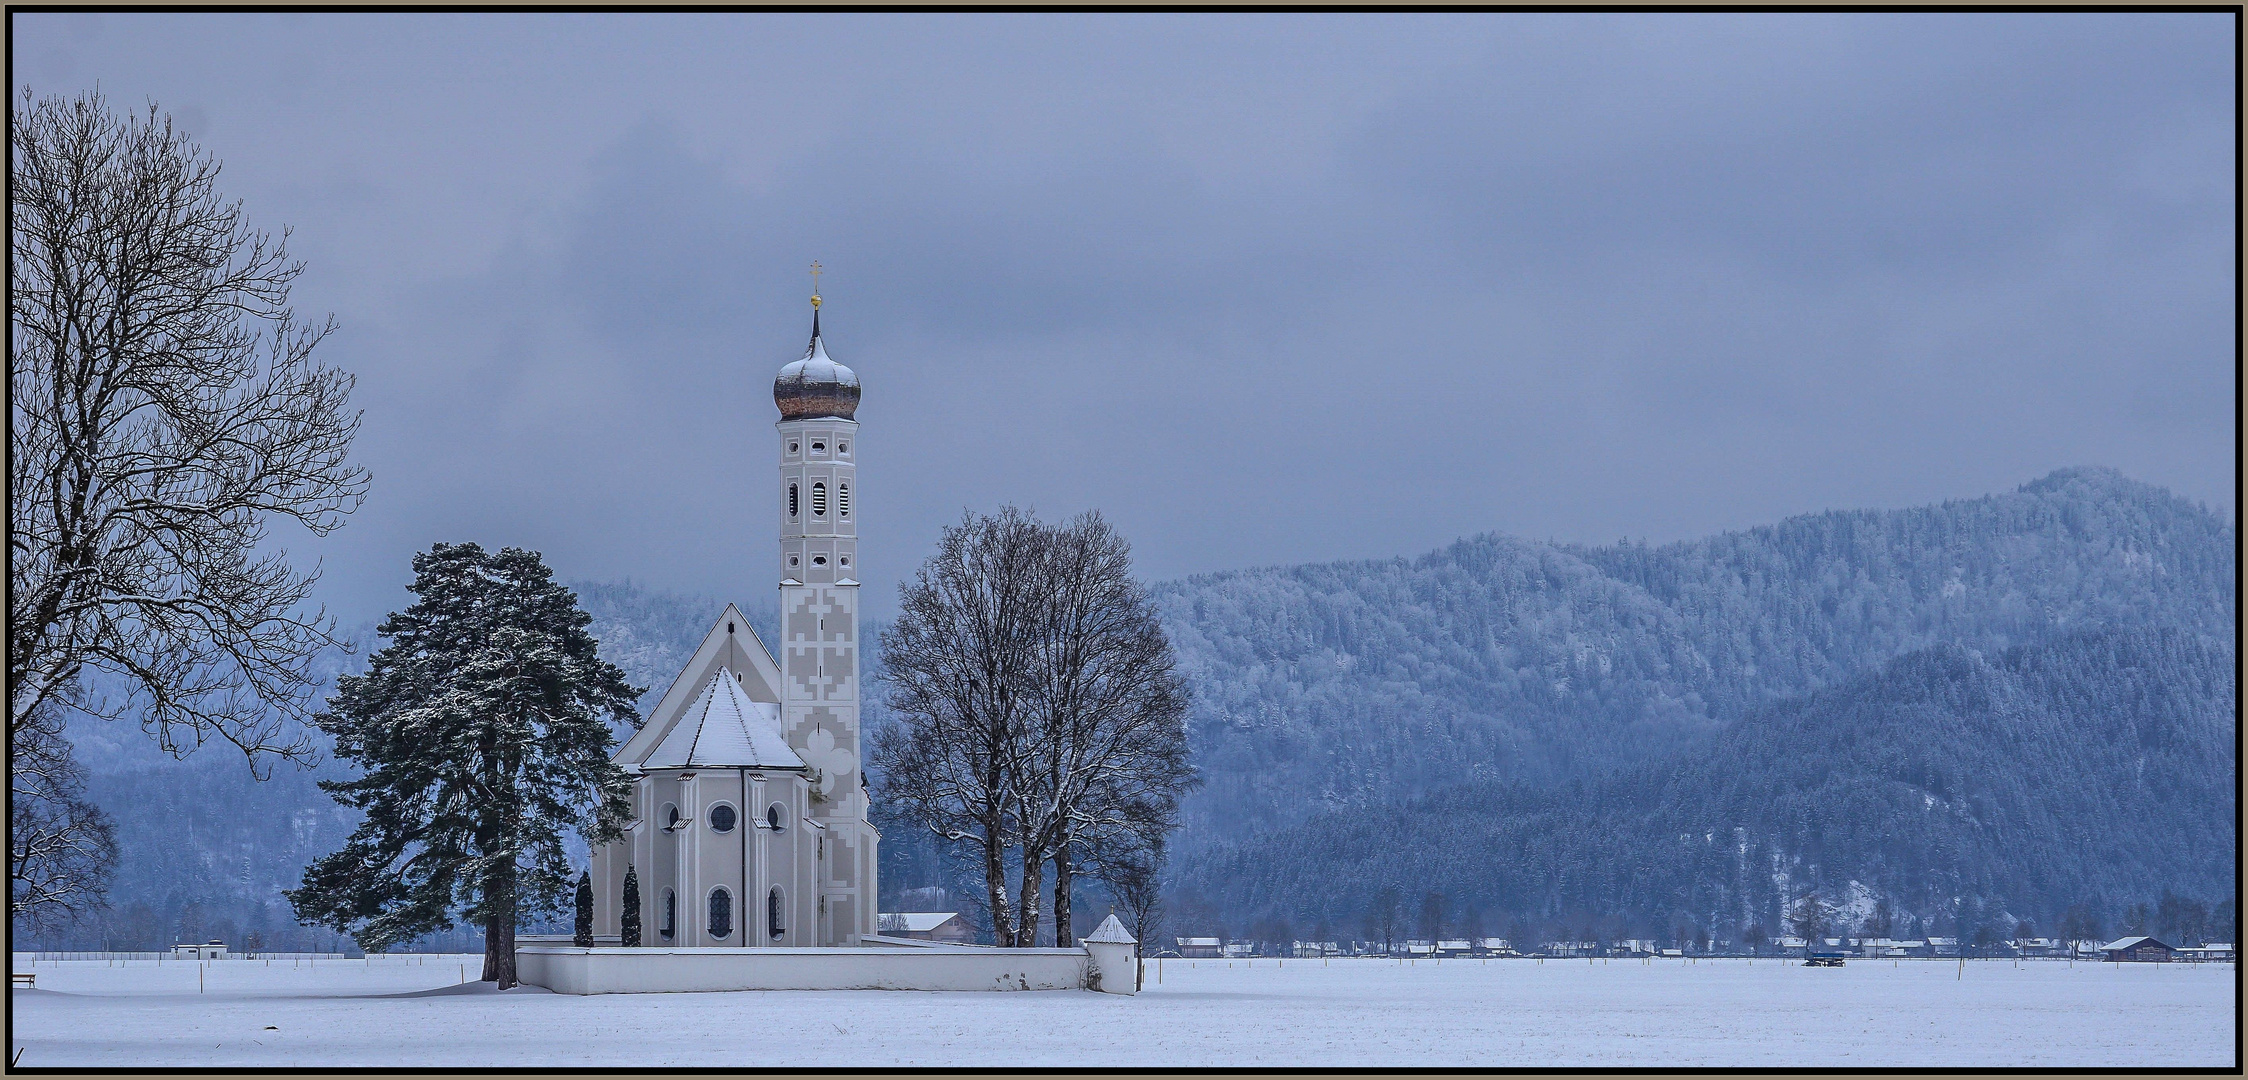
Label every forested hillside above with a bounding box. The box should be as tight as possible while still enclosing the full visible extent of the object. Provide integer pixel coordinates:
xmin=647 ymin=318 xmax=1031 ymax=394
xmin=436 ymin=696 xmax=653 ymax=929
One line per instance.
xmin=1155 ymin=467 xmax=2232 ymax=844
xmin=1173 ymin=627 xmax=2235 ymax=942
xmin=20 ymin=467 xmax=2233 ymax=948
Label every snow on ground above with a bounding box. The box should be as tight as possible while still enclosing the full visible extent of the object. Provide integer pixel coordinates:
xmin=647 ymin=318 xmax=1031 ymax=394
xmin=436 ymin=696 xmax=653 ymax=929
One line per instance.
xmin=10 ymin=954 xmax=2236 ymax=1068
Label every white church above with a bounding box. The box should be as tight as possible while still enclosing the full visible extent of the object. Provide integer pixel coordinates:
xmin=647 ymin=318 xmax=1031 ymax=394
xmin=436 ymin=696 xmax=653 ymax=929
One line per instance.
xmin=587 ymin=293 xmax=878 ymax=949
xmin=524 ymin=286 xmax=1138 ymax=995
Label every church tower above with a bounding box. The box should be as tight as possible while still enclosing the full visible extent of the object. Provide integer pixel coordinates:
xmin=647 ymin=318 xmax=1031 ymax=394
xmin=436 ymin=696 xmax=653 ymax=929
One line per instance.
xmin=770 ymin=274 xmax=877 ymax=945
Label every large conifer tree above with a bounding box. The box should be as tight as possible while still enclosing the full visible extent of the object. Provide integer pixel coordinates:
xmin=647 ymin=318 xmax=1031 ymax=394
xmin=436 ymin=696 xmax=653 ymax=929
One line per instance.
xmin=287 ymin=543 xmax=637 ymax=988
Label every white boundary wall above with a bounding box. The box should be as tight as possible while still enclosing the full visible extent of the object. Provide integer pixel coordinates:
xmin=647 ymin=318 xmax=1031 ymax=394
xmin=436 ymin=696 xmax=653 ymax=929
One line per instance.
xmin=517 ymin=943 xmax=1116 ymax=995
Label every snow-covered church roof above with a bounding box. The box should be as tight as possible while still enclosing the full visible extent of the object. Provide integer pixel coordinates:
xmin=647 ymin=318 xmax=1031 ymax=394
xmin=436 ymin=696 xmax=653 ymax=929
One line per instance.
xmin=640 ymin=667 xmax=805 ymax=770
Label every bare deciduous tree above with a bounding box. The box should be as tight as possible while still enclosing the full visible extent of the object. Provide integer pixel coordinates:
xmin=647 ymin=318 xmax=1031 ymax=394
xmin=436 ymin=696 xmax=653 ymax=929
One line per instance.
xmin=1419 ymin=889 xmax=1448 ymax=948
xmin=9 ymin=701 xmax=119 ymax=929
xmin=1017 ymin=511 xmax=1194 ymax=948
xmin=1365 ymin=883 xmax=1402 ymax=955
xmin=9 ymin=87 xmax=367 ymax=773
xmin=1788 ymin=892 xmax=1834 ymax=946
xmin=874 ymin=508 xmax=1047 ymax=947
xmin=875 ymin=507 xmax=1195 ymax=949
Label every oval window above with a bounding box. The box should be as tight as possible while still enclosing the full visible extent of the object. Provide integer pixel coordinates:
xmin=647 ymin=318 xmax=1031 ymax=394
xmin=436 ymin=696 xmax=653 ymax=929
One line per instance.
xmin=709 ymin=888 xmax=734 ymax=940
xmin=837 ymin=442 xmax=848 ymax=454
xmin=811 ymin=482 xmax=826 ymax=517
xmin=839 ymin=483 xmax=850 ymax=518
xmin=660 ymin=888 xmax=677 ymax=941
xmin=709 ymin=804 xmax=737 ymax=833
xmin=789 ymin=554 xmax=800 ymax=567
xmin=812 ymin=555 xmax=827 ymax=566
xmin=767 ymin=803 xmax=784 ymax=831
xmin=789 ymin=442 xmax=799 ymax=454
xmin=663 ymin=804 xmax=681 ymax=831
xmin=788 ymin=484 xmax=799 ymax=519
xmin=811 ymin=441 xmax=825 ymax=453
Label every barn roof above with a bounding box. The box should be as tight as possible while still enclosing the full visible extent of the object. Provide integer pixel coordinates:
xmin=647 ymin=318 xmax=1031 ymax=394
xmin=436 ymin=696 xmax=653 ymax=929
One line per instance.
xmin=882 ymin=912 xmax=962 ymax=932
xmin=2101 ymin=935 xmax=2171 ymax=951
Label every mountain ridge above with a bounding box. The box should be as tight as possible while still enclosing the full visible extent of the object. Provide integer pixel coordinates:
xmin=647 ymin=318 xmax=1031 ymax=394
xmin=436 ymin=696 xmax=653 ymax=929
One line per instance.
xmin=1151 ymin=466 xmax=2232 ymax=845
xmin=20 ymin=466 xmax=2234 ymax=948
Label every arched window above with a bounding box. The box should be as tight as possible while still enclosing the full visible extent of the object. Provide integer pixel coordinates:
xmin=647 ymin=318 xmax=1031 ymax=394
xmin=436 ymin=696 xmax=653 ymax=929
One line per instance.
xmin=708 ymin=804 xmax=737 ymax=833
xmin=768 ymin=886 xmax=786 ymax=939
xmin=709 ymin=888 xmax=734 ymax=940
xmin=839 ymin=483 xmax=850 ymax=518
xmin=659 ymin=888 xmax=677 ymax=941
xmin=810 ymin=482 xmax=827 ymax=517
xmin=788 ymin=484 xmax=799 ymax=519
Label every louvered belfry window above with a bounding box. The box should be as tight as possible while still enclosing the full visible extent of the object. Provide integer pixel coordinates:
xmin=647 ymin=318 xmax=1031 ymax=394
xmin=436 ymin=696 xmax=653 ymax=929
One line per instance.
xmin=811 ymin=482 xmax=827 ymax=517
xmin=839 ymin=482 xmax=850 ymax=518
xmin=788 ymin=484 xmax=799 ymax=519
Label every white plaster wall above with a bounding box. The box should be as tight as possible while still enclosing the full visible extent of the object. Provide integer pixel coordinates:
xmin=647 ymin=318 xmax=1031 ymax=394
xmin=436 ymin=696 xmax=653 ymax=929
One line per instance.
xmin=517 ymin=946 xmax=1092 ymax=995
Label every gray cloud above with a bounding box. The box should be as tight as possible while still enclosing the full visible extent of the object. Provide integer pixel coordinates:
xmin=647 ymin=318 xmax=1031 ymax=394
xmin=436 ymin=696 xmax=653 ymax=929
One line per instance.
xmin=12 ymin=12 xmax=2233 ymax=626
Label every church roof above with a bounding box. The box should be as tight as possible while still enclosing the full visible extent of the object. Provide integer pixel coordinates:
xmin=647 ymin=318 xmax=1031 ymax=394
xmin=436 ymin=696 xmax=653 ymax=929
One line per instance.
xmin=641 ymin=667 xmax=805 ymax=770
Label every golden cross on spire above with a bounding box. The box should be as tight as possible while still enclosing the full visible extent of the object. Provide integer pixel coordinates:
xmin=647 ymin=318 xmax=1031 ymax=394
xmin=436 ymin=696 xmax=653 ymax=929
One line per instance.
xmin=809 ymin=261 xmax=823 ymax=309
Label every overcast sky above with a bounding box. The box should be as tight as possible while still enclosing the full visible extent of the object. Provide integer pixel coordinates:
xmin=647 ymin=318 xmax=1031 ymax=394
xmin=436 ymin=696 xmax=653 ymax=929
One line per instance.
xmin=15 ymin=12 xmax=2236 ymax=626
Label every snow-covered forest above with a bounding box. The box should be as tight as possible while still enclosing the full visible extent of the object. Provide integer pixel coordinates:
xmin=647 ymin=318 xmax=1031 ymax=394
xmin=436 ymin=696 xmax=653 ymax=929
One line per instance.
xmin=22 ymin=467 xmax=2234 ymax=951
xmin=1176 ymin=626 xmax=2234 ymax=946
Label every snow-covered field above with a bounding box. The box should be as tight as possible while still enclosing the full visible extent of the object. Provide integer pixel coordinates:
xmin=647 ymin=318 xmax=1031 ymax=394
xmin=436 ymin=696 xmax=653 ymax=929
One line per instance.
xmin=10 ymin=954 xmax=2235 ymax=1068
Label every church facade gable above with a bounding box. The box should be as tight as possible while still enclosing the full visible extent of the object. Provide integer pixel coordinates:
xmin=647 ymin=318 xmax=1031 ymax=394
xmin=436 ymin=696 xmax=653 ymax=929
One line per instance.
xmin=614 ymin=603 xmax=786 ymax=768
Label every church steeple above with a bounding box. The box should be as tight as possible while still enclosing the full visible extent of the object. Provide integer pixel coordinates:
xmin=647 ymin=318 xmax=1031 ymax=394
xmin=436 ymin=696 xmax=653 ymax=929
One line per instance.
xmin=773 ymin=268 xmax=858 ymax=421
xmin=772 ymin=259 xmax=872 ymax=946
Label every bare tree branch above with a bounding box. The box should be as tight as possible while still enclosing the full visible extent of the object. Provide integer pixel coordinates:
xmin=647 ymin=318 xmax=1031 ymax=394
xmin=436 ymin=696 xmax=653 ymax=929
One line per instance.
xmin=9 ymin=700 xmax=118 ymax=928
xmin=9 ymin=87 xmax=368 ymax=781
xmin=873 ymin=507 xmax=1196 ymax=948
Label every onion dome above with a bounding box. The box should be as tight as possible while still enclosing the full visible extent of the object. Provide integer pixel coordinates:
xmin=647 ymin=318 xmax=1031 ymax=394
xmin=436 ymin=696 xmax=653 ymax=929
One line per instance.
xmin=773 ymin=307 xmax=860 ymax=420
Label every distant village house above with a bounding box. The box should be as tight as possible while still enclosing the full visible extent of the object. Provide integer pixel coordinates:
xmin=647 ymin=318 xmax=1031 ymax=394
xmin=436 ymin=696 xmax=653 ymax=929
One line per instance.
xmin=875 ymin=912 xmax=976 ymax=944
xmin=1175 ymin=937 xmax=1223 ymax=958
xmin=2101 ymin=936 xmax=2175 ymax=963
